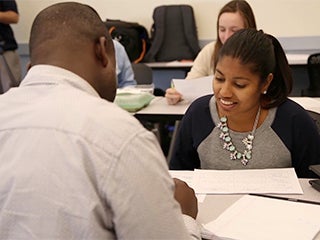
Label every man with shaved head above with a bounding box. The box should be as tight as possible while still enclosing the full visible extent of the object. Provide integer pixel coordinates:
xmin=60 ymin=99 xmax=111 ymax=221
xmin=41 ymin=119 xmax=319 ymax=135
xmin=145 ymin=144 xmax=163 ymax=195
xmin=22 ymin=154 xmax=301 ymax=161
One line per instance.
xmin=0 ymin=2 xmax=201 ymax=239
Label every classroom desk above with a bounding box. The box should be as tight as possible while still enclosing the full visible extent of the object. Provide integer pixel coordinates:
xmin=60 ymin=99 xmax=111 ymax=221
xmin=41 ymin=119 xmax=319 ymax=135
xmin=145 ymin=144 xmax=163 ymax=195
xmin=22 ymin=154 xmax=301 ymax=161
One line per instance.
xmin=197 ymin=178 xmax=320 ymax=239
xmin=145 ymin=61 xmax=194 ymax=70
xmin=197 ymin=178 xmax=320 ymax=225
xmin=134 ymin=97 xmax=189 ymax=122
xmin=286 ymin=53 xmax=309 ymax=65
xmin=135 ymin=96 xmax=320 ymax=123
xmin=145 ymin=53 xmax=309 ymax=69
xmin=285 ymin=53 xmax=311 ymax=96
xmin=145 ymin=53 xmax=312 ymax=96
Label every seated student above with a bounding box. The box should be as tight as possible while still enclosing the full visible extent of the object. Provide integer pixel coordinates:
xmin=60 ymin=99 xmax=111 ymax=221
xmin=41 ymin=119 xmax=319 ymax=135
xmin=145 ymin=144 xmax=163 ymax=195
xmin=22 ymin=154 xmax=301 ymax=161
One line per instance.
xmin=169 ymin=28 xmax=320 ymax=178
xmin=0 ymin=0 xmax=22 ymax=93
xmin=165 ymin=0 xmax=257 ymax=105
xmin=0 ymin=2 xmax=201 ymax=239
xmin=113 ymin=39 xmax=137 ymax=88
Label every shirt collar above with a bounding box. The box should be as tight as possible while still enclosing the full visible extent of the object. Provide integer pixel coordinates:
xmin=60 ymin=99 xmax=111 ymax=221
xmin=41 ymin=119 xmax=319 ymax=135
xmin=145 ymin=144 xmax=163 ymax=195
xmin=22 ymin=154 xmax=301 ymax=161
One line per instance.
xmin=20 ymin=65 xmax=100 ymax=98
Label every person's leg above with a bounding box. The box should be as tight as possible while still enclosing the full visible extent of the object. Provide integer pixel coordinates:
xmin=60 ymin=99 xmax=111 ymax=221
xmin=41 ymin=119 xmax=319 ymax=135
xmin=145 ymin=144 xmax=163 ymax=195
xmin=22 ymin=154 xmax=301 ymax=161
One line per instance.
xmin=0 ymin=50 xmax=21 ymax=93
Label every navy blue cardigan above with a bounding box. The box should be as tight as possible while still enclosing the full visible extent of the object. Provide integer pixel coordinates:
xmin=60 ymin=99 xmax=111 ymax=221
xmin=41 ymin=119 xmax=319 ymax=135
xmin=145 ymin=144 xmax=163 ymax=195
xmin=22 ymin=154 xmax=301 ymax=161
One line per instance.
xmin=169 ymin=95 xmax=320 ymax=178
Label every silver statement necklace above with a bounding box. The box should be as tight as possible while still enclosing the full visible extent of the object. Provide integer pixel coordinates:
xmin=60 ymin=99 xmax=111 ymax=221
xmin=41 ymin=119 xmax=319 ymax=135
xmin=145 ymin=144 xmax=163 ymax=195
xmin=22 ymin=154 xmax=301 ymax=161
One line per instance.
xmin=217 ymin=106 xmax=261 ymax=166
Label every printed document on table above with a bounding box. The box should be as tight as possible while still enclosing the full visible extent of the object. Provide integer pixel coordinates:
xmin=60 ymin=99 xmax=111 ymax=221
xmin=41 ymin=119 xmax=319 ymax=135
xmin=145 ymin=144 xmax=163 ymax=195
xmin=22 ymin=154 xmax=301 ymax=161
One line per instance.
xmin=192 ymin=168 xmax=303 ymax=194
xmin=205 ymin=194 xmax=320 ymax=240
xmin=169 ymin=170 xmax=194 ymax=187
xmin=172 ymin=75 xmax=213 ymax=102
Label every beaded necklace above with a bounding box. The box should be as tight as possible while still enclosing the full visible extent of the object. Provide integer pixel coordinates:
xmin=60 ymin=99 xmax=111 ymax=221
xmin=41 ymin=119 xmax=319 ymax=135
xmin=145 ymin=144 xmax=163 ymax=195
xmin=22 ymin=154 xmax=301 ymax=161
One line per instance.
xmin=217 ymin=106 xmax=261 ymax=166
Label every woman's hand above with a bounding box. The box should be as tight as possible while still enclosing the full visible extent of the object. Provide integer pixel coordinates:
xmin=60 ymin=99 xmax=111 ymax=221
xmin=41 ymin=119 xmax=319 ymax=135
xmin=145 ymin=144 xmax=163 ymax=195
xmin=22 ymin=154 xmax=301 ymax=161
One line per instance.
xmin=165 ymin=88 xmax=183 ymax=105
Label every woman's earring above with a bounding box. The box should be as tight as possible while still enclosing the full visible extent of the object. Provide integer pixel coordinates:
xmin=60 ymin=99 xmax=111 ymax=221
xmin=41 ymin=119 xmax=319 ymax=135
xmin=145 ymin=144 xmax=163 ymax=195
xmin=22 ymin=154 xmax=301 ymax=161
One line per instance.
xmin=263 ymin=90 xmax=267 ymax=95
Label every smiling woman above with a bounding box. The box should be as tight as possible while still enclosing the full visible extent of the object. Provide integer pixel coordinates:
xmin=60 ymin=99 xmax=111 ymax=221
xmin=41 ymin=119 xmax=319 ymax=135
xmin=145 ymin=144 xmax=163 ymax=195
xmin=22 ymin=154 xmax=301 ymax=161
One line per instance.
xmin=169 ymin=28 xmax=320 ymax=178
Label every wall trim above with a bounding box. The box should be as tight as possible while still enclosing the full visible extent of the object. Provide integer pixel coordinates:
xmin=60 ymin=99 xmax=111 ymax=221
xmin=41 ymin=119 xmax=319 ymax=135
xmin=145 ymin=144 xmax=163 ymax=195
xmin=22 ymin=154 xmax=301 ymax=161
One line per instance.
xmin=199 ymin=36 xmax=320 ymax=54
xmin=19 ymin=35 xmax=320 ymax=57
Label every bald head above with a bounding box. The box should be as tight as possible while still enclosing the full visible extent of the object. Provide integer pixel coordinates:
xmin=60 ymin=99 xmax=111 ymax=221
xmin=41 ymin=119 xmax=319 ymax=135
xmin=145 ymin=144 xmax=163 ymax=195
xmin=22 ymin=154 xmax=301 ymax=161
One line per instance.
xmin=29 ymin=2 xmax=117 ymax=102
xmin=30 ymin=2 xmax=112 ymax=62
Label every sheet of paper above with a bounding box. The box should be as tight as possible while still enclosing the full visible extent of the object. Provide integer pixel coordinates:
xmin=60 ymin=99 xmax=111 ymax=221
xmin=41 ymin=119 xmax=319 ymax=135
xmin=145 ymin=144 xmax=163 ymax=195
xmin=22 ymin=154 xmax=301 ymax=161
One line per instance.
xmin=205 ymin=194 xmax=320 ymax=240
xmin=192 ymin=168 xmax=303 ymax=194
xmin=169 ymin=170 xmax=194 ymax=186
xmin=172 ymin=75 xmax=213 ymax=102
xmin=289 ymin=97 xmax=320 ymax=113
xmin=169 ymin=170 xmax=206 ymax=203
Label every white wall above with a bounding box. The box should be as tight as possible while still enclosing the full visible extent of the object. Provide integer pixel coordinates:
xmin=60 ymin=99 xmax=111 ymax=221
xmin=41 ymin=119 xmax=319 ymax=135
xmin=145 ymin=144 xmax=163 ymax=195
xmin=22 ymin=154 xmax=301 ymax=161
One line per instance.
xmin=13 ymin=0 xmax=320 ymax=43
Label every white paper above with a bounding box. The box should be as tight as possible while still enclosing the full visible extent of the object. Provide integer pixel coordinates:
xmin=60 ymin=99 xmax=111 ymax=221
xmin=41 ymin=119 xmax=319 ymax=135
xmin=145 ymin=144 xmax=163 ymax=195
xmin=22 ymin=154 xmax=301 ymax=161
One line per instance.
xmin=169 ymin=170 xmax=194 ymax=186
xmin=205 ymin=195 xmax=320 ymax=240
xmin=192 ymin=168 xmax=303 ymax=194
xmin=290 ymin=97 xmax=320 ymax=113
xmin=169 ymin=170 xmax=206 ymax=203
xmin=172 ymin=75 xmax=213 ymax=102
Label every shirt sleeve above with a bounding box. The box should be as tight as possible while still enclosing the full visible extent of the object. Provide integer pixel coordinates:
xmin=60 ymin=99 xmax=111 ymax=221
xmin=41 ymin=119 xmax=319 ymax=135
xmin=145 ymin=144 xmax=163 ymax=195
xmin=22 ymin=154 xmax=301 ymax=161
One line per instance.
xmin=169 ymin=95 xmax=214 ymax=170
xmin=186 ymin=42 xmax=215 ymax=80
xmin=104 ymin=129 xmax=201 ymax=239
xmin=169 ymin=109 xmax=201 ymax=170
xmin=183 ymin=214 xmax=202 ymax=239
xmin=1 ymin=0 xmax=18 ymax=13
xmin=291 ymin=109 xmax=320 ymax=177
xmin=273 ymin=100 xmax=320 ymax=178
xmin=113 ymin=40 xmax=137 ymax=88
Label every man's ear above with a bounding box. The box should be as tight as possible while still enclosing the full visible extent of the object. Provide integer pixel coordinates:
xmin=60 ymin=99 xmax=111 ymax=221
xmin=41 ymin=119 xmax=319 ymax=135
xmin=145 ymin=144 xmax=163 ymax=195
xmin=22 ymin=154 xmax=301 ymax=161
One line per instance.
xmin=95 ymin=36 xmax=108 ymax=67
xmin=26 ymin=61 xmax=32 ymax=71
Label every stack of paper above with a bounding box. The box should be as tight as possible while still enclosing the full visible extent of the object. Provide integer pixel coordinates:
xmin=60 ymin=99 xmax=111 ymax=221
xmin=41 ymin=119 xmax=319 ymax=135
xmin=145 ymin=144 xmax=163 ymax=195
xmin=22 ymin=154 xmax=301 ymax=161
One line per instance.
xmin=204 ymin=194 xmax=320 ymax=240
xmin=170 ymin=168 xmax=303 ymax=195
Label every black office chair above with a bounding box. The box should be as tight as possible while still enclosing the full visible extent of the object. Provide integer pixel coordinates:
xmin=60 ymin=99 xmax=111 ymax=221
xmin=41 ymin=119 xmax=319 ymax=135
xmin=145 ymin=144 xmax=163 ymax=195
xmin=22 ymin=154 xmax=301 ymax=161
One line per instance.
xmin=301 ymin=53 xmax=320 ymax=97
xmin=307 ymin=110 xmax=320 ymax=135
xmin=131 ymin=63 xmax=153 ymax=85
xmin=0 ymin=45 xmax=19 ymax=94
xmin=131 ymin=62 xmax=165 ymax=96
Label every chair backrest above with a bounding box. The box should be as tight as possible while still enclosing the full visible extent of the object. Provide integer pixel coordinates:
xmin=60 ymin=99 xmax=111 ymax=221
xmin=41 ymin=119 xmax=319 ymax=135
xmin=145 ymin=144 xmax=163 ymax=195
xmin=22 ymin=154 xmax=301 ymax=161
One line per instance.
xmin=307 ymin=110 xmax=320 ymax=135
xmin=301 ymin=53 xmax=320 ymax=96
xmin=308 ymin=53 xmax=320 ymax=89
xmin=131 ymin=63 xmax=153 ymax=85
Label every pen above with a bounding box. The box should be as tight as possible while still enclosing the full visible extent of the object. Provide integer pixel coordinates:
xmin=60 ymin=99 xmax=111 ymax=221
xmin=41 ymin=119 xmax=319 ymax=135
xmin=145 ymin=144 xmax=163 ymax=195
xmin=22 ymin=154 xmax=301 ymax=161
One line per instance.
xmin=171 ymin=80 xmax=175 ymax=89
xmin=249 ymin=193 xmax=320 ymax=206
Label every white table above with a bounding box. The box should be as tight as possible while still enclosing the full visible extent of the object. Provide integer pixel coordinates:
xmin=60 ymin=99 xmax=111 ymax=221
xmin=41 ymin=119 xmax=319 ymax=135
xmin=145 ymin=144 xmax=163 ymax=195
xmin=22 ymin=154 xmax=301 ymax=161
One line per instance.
xmin=198 ymin=179 xmax=320 ymax=239
xmin=145 ymin=61 xmax=194 ymax=69
xmin=135 ymin=97 xmax=320 ymax=120
xmin=197 ymin=179 xmax=320 ymax=225
xmin=134 ymin=97 xmax=190 ymax=122
xmin=286 ymin=53 xmax=310 ymax=65
xmin=145 ymin=53 xmax=309 ymax=68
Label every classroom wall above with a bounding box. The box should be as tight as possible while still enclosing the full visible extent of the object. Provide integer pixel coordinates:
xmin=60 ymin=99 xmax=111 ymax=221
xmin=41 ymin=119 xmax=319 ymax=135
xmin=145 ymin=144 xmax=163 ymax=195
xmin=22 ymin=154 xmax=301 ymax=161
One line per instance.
xmin=12 ymin=0 xmax=320 ymax=44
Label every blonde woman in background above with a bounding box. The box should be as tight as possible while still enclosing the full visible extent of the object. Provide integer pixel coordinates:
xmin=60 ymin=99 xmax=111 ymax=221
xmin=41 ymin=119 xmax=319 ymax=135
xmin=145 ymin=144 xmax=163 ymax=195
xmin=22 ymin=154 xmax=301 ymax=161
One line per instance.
xmin=165 ymin=0 xmax=257 ymax=105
